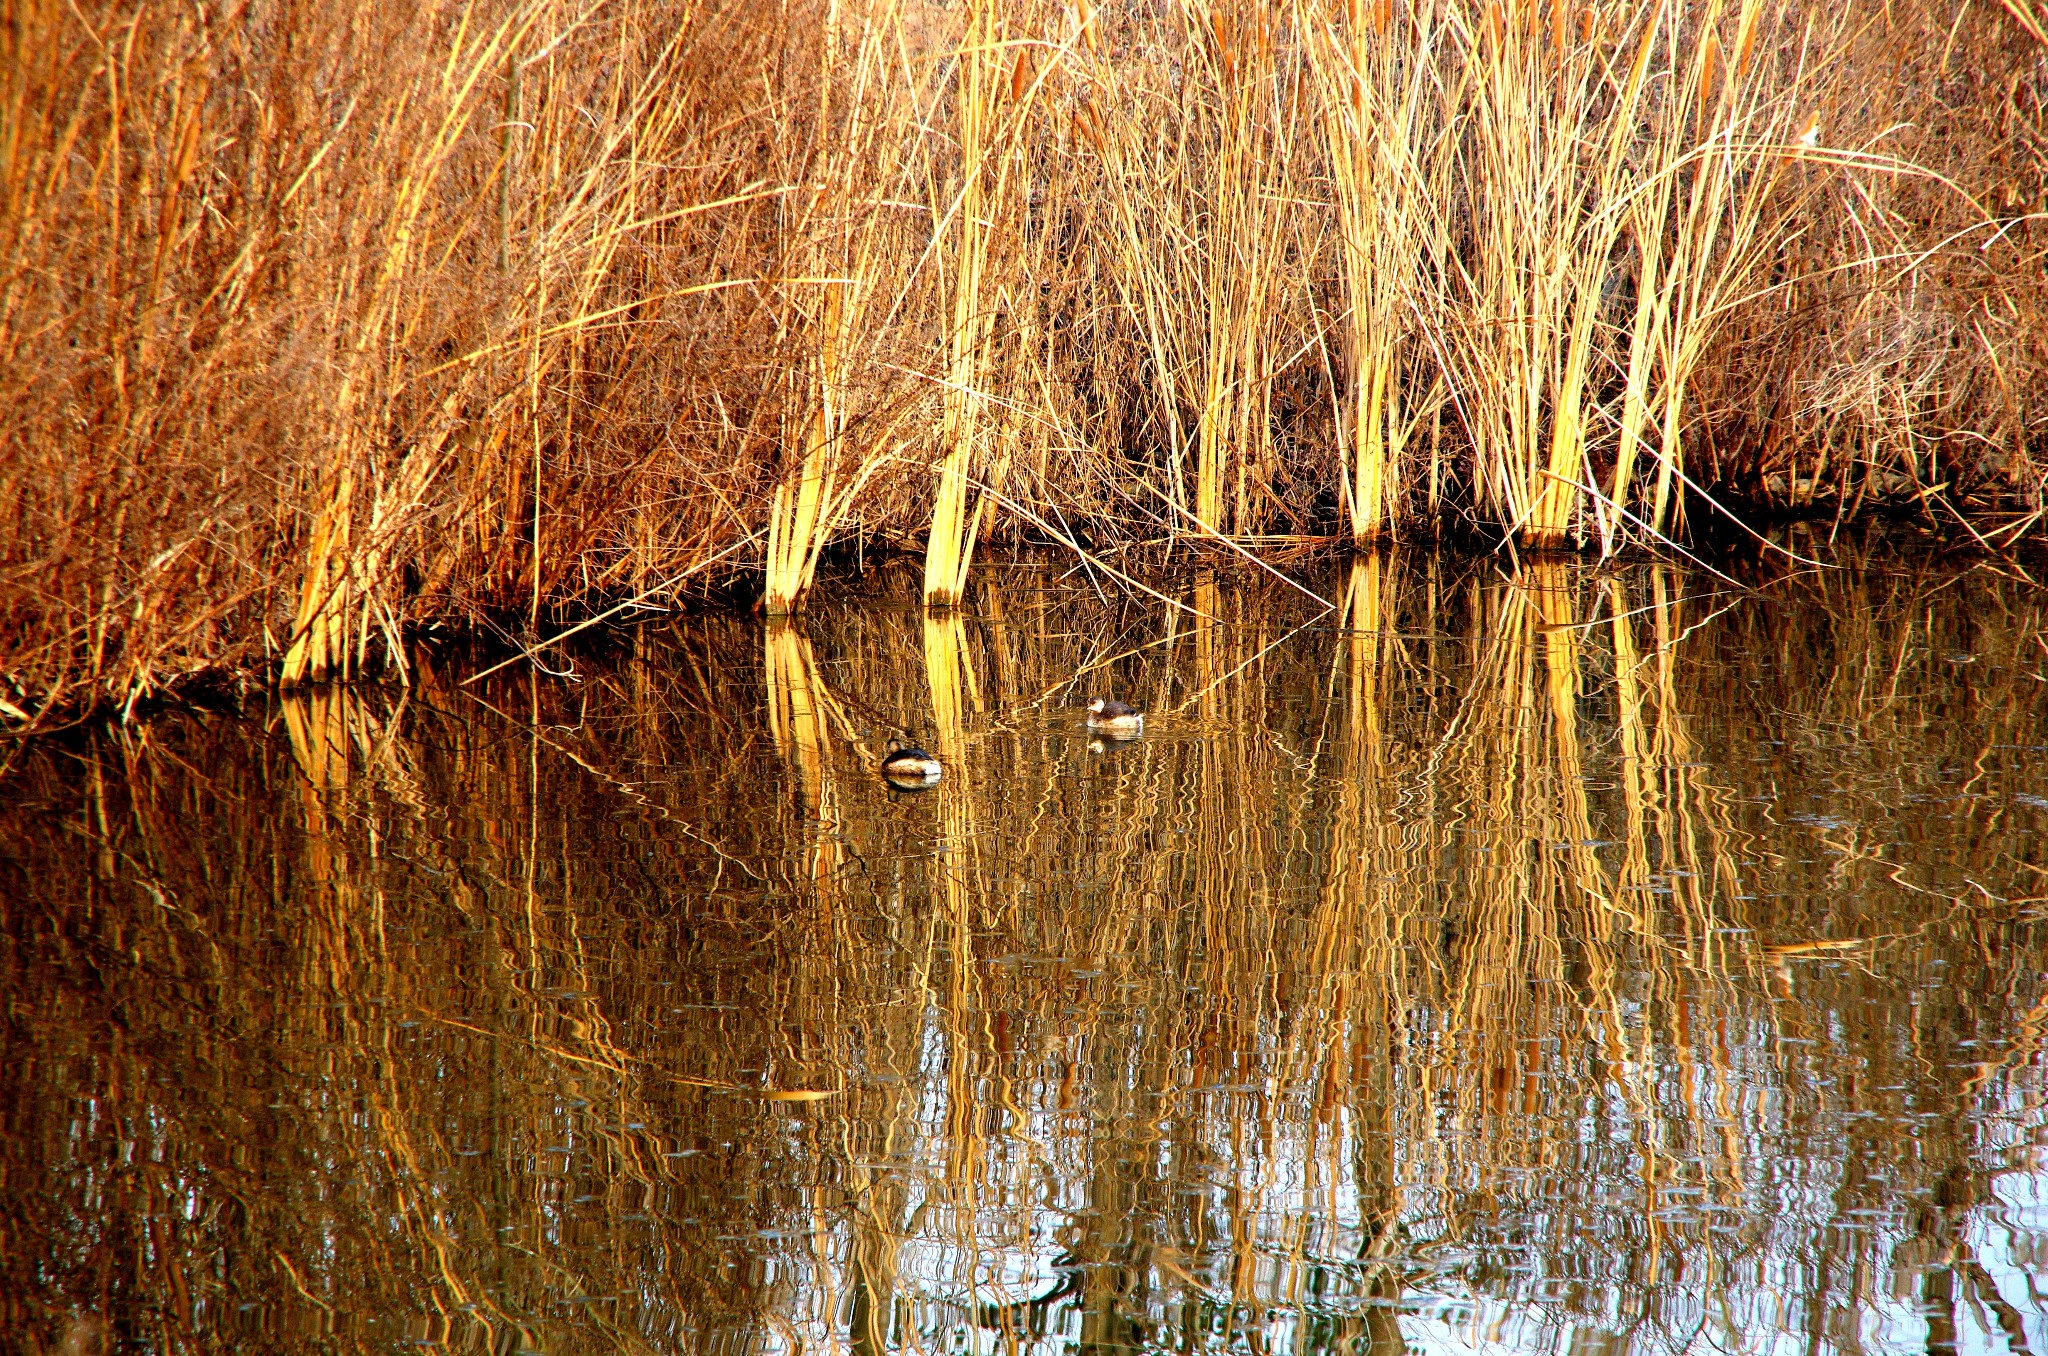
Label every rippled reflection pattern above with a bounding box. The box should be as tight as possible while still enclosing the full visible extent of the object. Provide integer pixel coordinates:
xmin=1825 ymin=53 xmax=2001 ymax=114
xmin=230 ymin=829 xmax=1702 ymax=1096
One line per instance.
xmin=5 ymin=553 xmax=2047 ymax=1356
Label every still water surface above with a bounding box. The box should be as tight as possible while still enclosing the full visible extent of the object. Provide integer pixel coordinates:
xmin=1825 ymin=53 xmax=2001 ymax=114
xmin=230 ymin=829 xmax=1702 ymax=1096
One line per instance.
xmin=7 ymin=552 xmax=2048 ymax=1356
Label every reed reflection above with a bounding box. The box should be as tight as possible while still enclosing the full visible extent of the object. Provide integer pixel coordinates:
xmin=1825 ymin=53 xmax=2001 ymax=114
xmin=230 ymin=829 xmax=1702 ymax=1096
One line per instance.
xmin=4 ymin=555 xmax=2047 ymax=1356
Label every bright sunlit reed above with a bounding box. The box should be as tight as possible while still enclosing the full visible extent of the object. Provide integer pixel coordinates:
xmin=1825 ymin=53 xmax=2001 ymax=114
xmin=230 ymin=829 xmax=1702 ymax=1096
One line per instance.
xmin=3 ymin=0 xmax=2041 ymax=724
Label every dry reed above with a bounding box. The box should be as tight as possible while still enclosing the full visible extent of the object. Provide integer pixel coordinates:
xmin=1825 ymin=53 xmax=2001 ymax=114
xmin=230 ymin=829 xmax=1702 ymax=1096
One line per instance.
xmin=1 ymin=0 xmax=2044 ymax=725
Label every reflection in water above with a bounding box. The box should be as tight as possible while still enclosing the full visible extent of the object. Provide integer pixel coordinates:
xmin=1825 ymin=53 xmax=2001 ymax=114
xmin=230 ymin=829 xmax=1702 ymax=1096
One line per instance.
xmin=5 ymin=554 xmax=2048 ymax=1356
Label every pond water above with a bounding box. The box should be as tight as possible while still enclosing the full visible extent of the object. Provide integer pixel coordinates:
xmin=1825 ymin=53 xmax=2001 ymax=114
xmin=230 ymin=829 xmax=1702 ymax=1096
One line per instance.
xmin=6 ymin=550 xmax=2048 ymax=1356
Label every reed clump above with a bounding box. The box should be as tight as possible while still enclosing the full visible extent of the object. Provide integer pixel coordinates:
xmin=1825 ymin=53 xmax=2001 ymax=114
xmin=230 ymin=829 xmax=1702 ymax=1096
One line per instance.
xmin=2 ymin=0 xmax=2044 ymax=724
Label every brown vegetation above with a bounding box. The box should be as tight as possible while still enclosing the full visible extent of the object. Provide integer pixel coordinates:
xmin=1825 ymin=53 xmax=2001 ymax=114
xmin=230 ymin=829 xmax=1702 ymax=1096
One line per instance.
xmin=2 ymin=0 xmax=2044 ymax=723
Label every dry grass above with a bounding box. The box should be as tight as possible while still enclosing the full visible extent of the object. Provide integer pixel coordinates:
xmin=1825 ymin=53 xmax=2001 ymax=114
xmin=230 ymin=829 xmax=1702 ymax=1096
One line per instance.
xmin=1 ymin=0 xmax=2044 ymax=724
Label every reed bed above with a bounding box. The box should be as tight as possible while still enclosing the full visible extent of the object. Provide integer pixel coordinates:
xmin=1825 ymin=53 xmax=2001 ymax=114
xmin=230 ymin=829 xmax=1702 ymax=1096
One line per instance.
xmin=2 ymin=0 xmax=2044 ymax=725
xmin=5 ymin=557 xmax=2048 ymax=1353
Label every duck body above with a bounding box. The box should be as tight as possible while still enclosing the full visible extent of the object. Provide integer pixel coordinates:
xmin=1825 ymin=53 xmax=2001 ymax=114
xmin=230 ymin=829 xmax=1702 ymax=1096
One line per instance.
xmin=881 ymin=737 xmax=943 ymax=788
xmin=1085 ymin=697 xmax=1144 ymax=738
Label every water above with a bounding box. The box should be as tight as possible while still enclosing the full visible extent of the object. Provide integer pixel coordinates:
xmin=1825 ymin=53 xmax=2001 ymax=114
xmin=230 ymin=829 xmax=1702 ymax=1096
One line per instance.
xmin=6 ymin=551 xmax=2048 ymax=1356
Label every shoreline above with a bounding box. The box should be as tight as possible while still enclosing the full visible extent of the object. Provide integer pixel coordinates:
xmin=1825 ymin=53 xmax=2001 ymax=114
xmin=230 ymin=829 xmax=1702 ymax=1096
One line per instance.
xmin=7 ymin=521 xmax=2035 ymax=742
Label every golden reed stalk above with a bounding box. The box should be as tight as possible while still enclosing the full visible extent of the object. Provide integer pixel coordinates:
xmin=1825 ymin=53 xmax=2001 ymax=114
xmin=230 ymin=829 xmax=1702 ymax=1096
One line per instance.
xmin=924 ymin=1 xmax=1001 ymax=609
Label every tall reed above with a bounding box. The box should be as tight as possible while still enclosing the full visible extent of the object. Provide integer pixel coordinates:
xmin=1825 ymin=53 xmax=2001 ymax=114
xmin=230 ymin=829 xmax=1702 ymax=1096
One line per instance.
xmin=764 ymin=2 xmax=915 ymax=616
xmin=1076 ymin=1 xmax=1314 ymax=540
xmin=1309 ymin=0 xmax=1454 ymax=544
xmin=922 ymin=0 xmax=1002 ymax=608
xmin=1 ymin=0 xmax=2041 ymax=721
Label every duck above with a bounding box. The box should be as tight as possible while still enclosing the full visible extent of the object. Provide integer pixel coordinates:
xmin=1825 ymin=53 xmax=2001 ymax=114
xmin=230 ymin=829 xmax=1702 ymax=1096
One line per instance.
xmin=1085 ymin=697 xmax=1144 ymax=738
xmin=880 ymin=737 xmax=942 ymax=789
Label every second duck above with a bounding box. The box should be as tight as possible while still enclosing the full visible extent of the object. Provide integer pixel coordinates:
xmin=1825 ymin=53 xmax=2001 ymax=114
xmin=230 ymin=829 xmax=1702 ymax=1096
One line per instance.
xmin=1085 ymin=697 xmax=1144 ymax=739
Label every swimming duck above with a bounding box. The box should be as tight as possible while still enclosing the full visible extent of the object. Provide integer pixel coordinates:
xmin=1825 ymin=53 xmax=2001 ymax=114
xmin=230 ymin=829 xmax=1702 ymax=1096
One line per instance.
xmin=880 ymin=737 xmax=942 ymax=789
xmin=1085 ymin=697 xmax=1144 ymax=738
